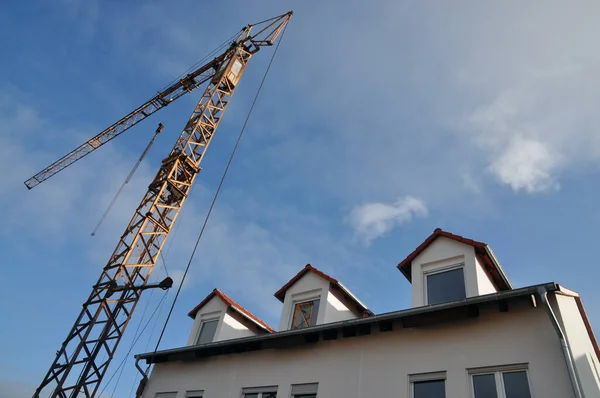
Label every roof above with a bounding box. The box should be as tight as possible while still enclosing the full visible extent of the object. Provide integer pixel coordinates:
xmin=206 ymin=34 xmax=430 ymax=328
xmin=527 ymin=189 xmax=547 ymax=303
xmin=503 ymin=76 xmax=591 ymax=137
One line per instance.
xmin=188 ymin=288 xmax=275 ymax=333
xmin=137 ymin=282 xmax=559 ymax=364
xmin=273 ymin=264 xmax=373 ymax=316
xmin=397 ymin=228 xmax=512 ymax=291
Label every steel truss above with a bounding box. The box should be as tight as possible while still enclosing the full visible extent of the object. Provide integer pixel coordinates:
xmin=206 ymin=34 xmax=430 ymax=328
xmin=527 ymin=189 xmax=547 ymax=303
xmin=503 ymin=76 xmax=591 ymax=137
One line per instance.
xmin=33 ymin=44 xmax=253 ymax=398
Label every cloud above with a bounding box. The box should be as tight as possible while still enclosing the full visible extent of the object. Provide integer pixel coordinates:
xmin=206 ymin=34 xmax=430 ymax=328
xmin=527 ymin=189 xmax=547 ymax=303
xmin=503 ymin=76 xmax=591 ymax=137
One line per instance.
xmin=348 ymin=196 xmax=428 ymax=245
xmin=464 ymin=66 xmax=600 ymax=194
xmin=488 ymin=136 xmax=560 ymax=193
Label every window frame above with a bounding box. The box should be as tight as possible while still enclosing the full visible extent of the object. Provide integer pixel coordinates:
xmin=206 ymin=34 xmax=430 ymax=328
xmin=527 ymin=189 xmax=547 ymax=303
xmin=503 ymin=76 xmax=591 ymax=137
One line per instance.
xmin=241 ymin=386 xmax=278 ymax=398
xmin=290 ymin=297 xmax=320 ymax=329
xmin=468 ymin=363 xmax=532 ymax=398
xmin=155 ymin=393 xmax=177 ymax=398
xmin=423 ymin=262 xmax=466 ymax=305
xmin=290 ymin=382 xmax=319 ymax=397
xmin=408 ymin=371 xmax=447 ymax=398
xmin=196 ymin=317 xmax=220 ymax=345
xmin=185 ymin=390 xmax=204 ymax=398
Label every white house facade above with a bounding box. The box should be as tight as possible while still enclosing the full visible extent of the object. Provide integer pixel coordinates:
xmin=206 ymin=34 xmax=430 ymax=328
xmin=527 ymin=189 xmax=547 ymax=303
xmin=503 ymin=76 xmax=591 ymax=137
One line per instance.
xmin=135 ymin=229 xmax=600 ymax=398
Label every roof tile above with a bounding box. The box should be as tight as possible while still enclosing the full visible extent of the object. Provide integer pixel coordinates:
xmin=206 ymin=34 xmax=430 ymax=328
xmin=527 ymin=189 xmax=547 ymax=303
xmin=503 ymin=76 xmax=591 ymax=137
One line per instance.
xmin=397 ymin=228 xmax=511 ymax=291
xmin=188 ymin=288 xmax=275 ymax=333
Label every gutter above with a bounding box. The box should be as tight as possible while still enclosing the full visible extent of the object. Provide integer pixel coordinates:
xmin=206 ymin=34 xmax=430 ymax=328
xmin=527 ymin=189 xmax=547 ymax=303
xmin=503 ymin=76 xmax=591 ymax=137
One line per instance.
xmin=134 ymin=358 xmax=149 ymax=398
xmin=136 ymin=283 xmax=557 ymax=363
xmin=538 ymin=286 xmax=584 ymax=398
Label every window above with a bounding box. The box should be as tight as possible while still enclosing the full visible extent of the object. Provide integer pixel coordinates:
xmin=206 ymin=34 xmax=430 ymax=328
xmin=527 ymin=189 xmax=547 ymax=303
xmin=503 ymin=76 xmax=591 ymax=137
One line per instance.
xmin=291 ymin=299 xmax=320 ymax=329
xmin=426 ymin=267 xmax=466 ymax=305
xmin=470 ymin=365 xmax=531 ymax=398
xmin=290 ymin=383 xmax=318 ymax=397
xmin=242 ymin=386 xmax=277 ymax=398
xmin=196 ymin=319 xmax=219 ymax=344
xmin=243 ymin=393 xmax=277 ymax=398
xmin=155 ymin=393 xmax=177 ymax=398
xmin=409 ymin=371 xmax=446 ymax=398
xmin=185 ymin=391 xmax=203 ymax=398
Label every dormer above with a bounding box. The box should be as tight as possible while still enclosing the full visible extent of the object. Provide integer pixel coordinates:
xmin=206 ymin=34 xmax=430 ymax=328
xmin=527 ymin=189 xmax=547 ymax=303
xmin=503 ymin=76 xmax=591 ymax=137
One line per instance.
xmin=274 ymin=264 xmax=373 ymax=331
xmin=186 ymin=288 xmax=274 ymax=346
xmin=397 ymin=228 xmax=513 ymax=308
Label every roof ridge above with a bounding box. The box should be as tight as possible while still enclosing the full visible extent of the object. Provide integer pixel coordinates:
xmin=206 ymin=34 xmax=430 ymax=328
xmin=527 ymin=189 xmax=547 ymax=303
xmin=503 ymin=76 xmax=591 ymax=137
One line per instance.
xmin=188 ymin=289 xmax=275 ymax=333
xmin=397 ymin=228 xmax=511 ymax=291
xmin=273 ymin=263 xmax=372 ymax=316
xmin=274 ymin=263 xmax=338 ymax=302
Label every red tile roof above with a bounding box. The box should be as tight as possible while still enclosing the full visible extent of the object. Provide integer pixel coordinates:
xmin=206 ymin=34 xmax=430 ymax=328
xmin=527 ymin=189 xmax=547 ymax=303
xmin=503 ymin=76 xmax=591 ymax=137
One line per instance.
xmin=274 ymin=264 xmax=373 ymax=316
xmin=397 ymin=228 xmax=512 ymax=291
xmin=188 ymin=288 xmax=275 ymax=333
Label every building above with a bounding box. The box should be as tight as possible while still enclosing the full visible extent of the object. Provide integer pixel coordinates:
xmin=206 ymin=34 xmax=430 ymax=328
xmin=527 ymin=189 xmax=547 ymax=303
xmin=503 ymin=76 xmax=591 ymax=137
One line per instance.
xmin=135 ymin=228 xmax=600 ymax=398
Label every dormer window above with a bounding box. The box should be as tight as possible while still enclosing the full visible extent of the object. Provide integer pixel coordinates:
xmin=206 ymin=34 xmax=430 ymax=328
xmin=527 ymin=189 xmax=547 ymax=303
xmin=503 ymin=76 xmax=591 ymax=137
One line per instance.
xmin=196 ymin=318 xmax=219 ymax=344
xmin=425 ymin=266 xmax=466 ymax=305
xmin=291 ymin=299 xmax=320 ymax=329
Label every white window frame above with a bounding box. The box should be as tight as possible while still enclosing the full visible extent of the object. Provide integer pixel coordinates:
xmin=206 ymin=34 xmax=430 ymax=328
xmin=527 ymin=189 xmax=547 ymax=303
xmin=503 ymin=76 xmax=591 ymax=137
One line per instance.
xmin=468 ymin=363 xmax=532 ymax=398
xmin=241 ymin=386 xmax=278 ymax=398
xmin=289 ymin=296 xmax=321 ymax=329
xmin=423 ymin=262 xmax=466 ymax=305
xmin=185 ymin=390 xmax=204 ymax=398
xmin=196 ymin=317 xmax=220 ymax=345
xmin=408 ymin=371 xmax=446 ymax=398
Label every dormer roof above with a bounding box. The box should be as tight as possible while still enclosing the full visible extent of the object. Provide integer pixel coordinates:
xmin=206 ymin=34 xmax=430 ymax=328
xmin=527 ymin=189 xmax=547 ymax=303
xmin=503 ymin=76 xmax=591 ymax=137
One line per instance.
xmin=274 ymin=264 xmax=374 ymax=316
xmin=188 ymin=288 xmax=275 ymax=333
xmin=397 ymin=228 xmax=513 ymax=291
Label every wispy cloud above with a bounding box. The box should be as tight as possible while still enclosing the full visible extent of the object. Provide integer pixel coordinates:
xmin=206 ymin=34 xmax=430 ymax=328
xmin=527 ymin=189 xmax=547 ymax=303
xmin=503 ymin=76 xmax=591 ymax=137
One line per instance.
xmin=348 ymin=196 xmax=428 ymax=245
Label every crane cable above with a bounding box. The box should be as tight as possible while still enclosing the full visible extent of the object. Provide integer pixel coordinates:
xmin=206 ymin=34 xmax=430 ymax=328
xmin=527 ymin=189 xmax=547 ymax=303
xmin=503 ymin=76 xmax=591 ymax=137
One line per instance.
xmin=141 ymin=21 xmax=289 ymax=378
xmin=91 ymin=123 xmax=164 ymax=237
xmin=97 ymin=289 xmax=169 ymax=397
xmin=159 ymin=31 xmax=242 ymax=92
xmin=91 ymin=29 xmax=242 ymax=238
xmin=110 ymin=290 xmax=169 ymax=398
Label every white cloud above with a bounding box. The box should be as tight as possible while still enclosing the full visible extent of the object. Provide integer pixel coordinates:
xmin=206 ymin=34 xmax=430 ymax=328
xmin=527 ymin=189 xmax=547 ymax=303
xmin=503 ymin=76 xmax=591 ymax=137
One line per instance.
xmin=488 ymin=136 xmax=560 ymax=193
xmin=348 ymin=196 xmax=428 ymax=245
xmin=464 ymin=69 xmax=600 ymax=194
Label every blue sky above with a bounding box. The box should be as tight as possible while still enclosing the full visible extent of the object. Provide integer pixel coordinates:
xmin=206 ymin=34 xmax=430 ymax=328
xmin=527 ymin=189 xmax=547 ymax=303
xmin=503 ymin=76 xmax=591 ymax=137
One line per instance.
xmin=1 ymin=0 xmax=599 ymax=396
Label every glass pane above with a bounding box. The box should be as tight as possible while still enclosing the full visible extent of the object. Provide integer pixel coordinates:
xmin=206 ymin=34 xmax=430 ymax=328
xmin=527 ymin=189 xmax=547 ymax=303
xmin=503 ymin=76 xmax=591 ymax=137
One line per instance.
xmin=413 ymin=379 xmax=446 ymax=398
xmin=427 ymin=268 xmax=466 ymax=305
xmin=197 ymin=319 xmax=218 ymax=344
xmin=311 ymin=299 xmax=320 ymax=325
xmin=262 ymin=393 xmax=277 ymax=398
xmin=503 ymin=371 xmax=531 ymax=398
xmin=292 ymin=304 xmax=309 ymax=329
xmin=292 ymin=299 xmax=320 ymax=329
xmin=243 ymin=394 xmax=259 ymax=398
xmin=473 ymin=374 xmax=498 ymax=398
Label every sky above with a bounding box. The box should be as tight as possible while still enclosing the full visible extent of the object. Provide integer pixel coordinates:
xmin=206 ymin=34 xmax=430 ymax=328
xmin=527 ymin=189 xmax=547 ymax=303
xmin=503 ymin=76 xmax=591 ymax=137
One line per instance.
xmin=1 ymin=0 xmax=599 ymax=396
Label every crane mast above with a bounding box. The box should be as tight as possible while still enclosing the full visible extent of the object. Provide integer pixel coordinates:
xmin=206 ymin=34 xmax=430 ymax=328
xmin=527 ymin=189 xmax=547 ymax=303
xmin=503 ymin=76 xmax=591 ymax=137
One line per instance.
xmin=31 ymin=12 xmax=292 ymax=398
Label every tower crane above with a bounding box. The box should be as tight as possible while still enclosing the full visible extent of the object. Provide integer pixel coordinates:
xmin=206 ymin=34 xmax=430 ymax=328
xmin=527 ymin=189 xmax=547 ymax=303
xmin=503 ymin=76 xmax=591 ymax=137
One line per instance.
xmin=27 ymin=11 xmax=292 ymax=398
